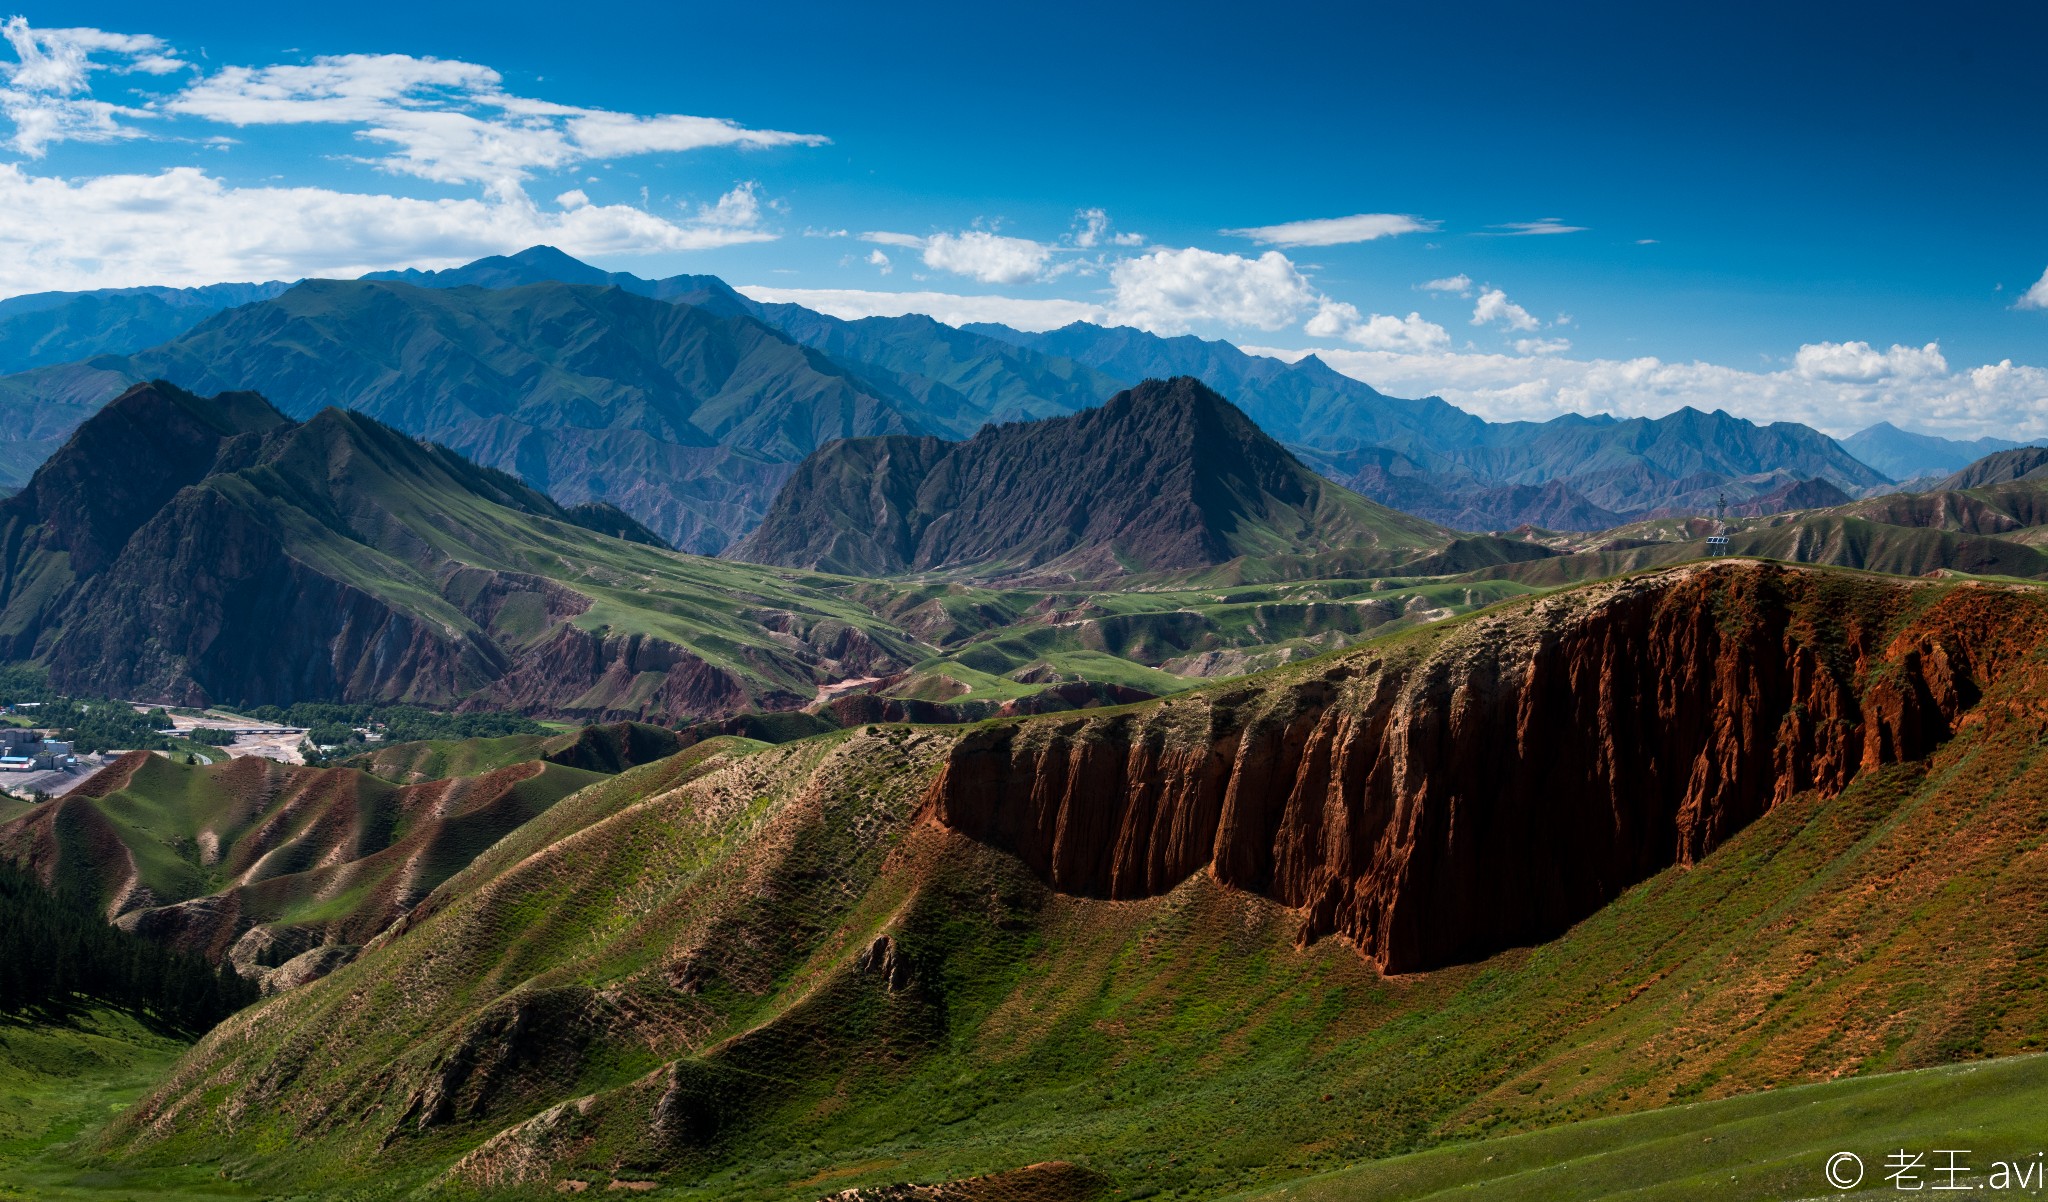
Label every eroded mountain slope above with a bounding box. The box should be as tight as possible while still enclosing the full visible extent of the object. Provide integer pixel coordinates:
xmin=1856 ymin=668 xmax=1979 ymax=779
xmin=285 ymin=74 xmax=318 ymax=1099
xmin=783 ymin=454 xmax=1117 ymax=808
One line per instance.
xmin=97 ymin=562 xmax=2048 ymax=1199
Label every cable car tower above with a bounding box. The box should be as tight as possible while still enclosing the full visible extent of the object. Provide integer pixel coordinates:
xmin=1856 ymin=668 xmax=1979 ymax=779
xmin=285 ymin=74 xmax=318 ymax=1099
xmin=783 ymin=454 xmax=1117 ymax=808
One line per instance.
xmin=1706 ymin=492 xmax=1730 ymax=556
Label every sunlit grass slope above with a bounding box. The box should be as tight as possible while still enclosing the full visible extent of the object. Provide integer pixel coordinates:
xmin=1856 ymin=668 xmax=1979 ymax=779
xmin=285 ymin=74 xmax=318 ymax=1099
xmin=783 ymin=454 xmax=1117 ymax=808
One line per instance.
xmin=68 ymin=566 xmax=2047 ymax=1201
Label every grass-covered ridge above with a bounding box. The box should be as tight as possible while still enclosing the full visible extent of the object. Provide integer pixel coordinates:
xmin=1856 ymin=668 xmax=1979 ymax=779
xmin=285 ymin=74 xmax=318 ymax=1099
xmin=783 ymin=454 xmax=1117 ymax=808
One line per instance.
xmin=41 ymin=562 xmax=2040 ymax=1201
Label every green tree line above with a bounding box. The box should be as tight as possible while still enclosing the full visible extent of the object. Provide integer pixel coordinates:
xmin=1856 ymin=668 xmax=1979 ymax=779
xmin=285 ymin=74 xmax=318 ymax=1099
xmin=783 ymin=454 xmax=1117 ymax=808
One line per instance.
xmin=245 ymin=701 xmax=544 ymax=746
xmin=0 ymin=862 xmax=258 ymax=1033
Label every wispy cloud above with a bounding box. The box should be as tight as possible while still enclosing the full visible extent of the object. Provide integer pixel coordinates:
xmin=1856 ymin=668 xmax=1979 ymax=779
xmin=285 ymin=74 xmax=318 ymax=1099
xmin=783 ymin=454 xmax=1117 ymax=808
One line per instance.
xmin=1222 ymin=212 xmax=1437 ymax=247
xmin=1420 ymin=274 xmax=1473 ymax=296
xmin=163 ymin=53 xmax=825 ymax=191
xmin=734 ymin=285 xmax=1102 ymax=331
xmin=1483 ymin=218 xmax=1587 ymax=236
xmin=1071 ymin=207 xmax=1143 ymax=248
xmin=0 ymin=17 xmax=185 ymax=155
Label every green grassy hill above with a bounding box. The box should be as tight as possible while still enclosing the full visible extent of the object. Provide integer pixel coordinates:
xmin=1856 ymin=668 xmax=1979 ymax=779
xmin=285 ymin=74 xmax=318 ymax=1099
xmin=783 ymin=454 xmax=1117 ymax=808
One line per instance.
xmin=57 ymin=562 xmax=2047 ymax=1201
xmin=1229 ymin=1052 xmax=2048 ymax=1201
xmin=0 ymin=750 xmax=605 ymax=984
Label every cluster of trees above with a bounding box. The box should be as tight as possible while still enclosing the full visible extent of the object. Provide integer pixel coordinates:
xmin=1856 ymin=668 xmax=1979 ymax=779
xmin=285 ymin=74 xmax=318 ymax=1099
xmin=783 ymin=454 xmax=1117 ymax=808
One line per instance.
xmin=0 ymin=862 xmax=258 ymax=1033
xmin=244 ymin=702 xmax=544 ymax=747
xmin=0 ymin=668 xmax=173 ymax=754
xmin=185 ymin=727 xmax=238 ymax=746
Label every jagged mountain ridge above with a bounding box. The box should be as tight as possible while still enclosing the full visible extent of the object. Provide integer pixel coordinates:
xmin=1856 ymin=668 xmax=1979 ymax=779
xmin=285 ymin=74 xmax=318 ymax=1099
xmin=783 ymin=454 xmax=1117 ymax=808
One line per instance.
xmin=971 ymin=320 xmax=1892 ymax=527
xmin=0 ymin=247 xmax=1911 ymax=541
xmin=726 ymin=376 xmax=1448 ymax=579
xmin=0 ymin=380 xmax=921 ymax=720
xmin=41 ymin=279 xmax=922 ymax=553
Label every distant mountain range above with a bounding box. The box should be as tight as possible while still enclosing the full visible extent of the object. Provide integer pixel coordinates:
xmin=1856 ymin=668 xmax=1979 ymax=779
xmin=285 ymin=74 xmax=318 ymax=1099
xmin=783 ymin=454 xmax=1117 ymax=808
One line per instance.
xmin=3 ymin=245 xmax=2027 ymax=546
xmin=0 ymin=280 xmax=292 ymax=375
xmin=1839 ymin=420 xmax=2027 ymax=481
xmin=728 ymin=377 xmax=1444 ymax=579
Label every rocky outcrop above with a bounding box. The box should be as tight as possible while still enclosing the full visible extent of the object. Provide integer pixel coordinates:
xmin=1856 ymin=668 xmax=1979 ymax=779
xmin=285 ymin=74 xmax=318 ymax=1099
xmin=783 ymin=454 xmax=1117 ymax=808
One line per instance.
xmin=927 ymin=562 xmax=2042 ymax=972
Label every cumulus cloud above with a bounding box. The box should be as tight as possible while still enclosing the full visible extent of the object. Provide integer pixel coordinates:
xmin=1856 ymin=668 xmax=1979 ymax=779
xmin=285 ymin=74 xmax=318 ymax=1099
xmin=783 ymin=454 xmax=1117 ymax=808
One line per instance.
xmin=161 ymin=53 xmax=825 ymax=189
xmin=1108 ymin=247 xmax=1317 ymax=334
xmin=1793 ymin=340 xmax=1948 ymax=382
xmin=0 ymin=164 xmax=773 ymax=296
xmin=920 ymin=230 xmax=1052 ymax=285
xmin=1 ymin=17 xmax=184 ymax=155
xmin=694 ymin=181 xmax=762 ymax=228
xmin=1420 ymin=274 xmax=1473 ymax=296
xmin=854 ymin=228 xmax=1056 ymax=284
xmin=734 ymin=285 xmax=1102 ymax=331
xmin=866 ymin=248 xmax=892 ymax=275
xmin=1240 ymin=340 xmax=2048 ymax=441
xmin=1471 ymin=287 xmax=1541 ymax=332
xmin=1514 ymin=337 xmax=1572 ymax=356
xmin=2018 ymin=265 xmax=2048 ymax=311
xmin=1221 ymin=212 xmax=1437 ymax=247
xmin=1305 ymin=302 xmax=1450 ymax=353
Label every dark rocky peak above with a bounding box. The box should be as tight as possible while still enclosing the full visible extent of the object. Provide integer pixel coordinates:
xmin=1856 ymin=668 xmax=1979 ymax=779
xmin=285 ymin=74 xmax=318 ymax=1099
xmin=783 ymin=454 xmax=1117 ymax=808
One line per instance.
xmin=4 ymin=380 xmax=288 ymax=574
xmin=1939 ymin=445 xmax=2048 ymax=491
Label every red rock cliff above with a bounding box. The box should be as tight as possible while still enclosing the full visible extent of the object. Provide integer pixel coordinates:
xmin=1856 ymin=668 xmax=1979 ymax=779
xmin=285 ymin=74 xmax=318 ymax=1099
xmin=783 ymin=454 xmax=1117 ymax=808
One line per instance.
xmin=928 ymin=562 xmax=2044 ymax=972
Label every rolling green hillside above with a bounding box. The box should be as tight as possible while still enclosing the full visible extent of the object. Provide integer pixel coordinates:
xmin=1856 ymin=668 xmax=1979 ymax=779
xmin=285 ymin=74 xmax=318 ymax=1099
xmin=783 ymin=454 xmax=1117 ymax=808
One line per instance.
xmin=0 ymin=750 xmax=607 ymax=988
xmin=65 ymin=562 xmax=2048 ymax=1201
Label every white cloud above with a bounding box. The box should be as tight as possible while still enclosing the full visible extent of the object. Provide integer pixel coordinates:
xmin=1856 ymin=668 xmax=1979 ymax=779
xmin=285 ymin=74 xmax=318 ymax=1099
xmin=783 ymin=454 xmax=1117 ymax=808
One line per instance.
xmin=1793 ymin=340 xmax=1948 ymax=382
xmin=866 ymin=248 xmax=892 ymax=275
xmin=554 ymin=188 xmax=589 ymax=209
xmin=0 ymin=164 xmax=772 ymax=297
xmin=1070 ymin=207 xmax=1144 ymax=249
xmin=158 ymin=52 xmax=824 ymax=189
xmin=1471 ymin=287 xmax=1540 ymax=332
xmin=1485 ymin=218 xmax=1586 ymax=236
xmin=695 ymin=181 xmax=761 ymax=228
xmin=1108 ymin=247 xmax=1317 ymax=334
xmin=1241 ymin=341 xmax=2048 ymax=441
xmin=1305 ymin=302 xmax=1450 ymax=353
xmin=734 ymin=285 xmax=1103 ymax=331
xmin=1222 ymin=212 xmax=1436 ymax=247
xmin=2018 ymin=265 xmax=2048 ymax=311
xmin=1 ymin=18 xmax=183 ymax=155
xmin=860 ymin=231 xmax=926 ymax=250
xmin=920 ymin=230 xmax=1052 ymax=285
xmin=1514 ymin=337 xmax=1572 ymax=356
xmin=1420 ymin=274 xmax=1473 ymax=295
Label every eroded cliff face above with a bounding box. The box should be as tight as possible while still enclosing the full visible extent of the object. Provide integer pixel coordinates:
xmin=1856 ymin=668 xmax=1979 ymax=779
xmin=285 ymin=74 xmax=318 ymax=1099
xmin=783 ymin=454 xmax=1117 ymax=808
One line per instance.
xmin=929 ymin=561 xmax=2043 ymax=972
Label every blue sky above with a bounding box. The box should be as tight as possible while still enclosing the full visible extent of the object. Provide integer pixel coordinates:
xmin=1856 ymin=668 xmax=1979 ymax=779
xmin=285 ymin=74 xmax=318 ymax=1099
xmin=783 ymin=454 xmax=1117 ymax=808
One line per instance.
xmin=4 ymin=0 xmax=2046 ymax=437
